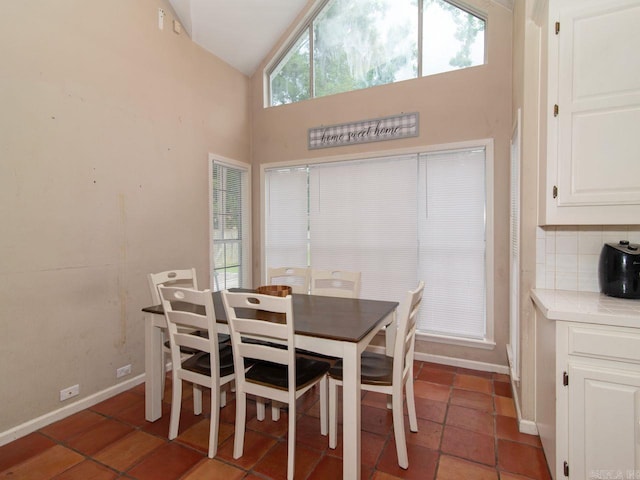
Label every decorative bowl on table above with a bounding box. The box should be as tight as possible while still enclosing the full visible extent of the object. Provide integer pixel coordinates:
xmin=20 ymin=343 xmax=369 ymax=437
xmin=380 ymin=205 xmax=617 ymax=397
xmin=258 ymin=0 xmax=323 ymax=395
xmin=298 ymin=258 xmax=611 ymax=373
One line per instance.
xmin=256 ymin=285 xmax=292 ymax=297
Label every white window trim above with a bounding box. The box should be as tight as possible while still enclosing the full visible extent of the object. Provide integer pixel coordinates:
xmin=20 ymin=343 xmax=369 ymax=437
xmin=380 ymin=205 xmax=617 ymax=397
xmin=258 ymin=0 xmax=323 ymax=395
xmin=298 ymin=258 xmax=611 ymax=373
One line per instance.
xmin=416 ymin=332 xmax=497 ymax=350
xmin=209 ymin=153 xmax=252 ymax=290
xmin=508 ymin=108 xmax=521 ymax=380
xmin=259 ymin=139 xmax=494 ymax=348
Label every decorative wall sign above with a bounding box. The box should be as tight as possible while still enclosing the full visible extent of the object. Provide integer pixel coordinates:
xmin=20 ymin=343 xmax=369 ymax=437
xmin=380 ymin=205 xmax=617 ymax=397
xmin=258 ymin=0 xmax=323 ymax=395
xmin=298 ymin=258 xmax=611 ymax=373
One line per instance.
xmin=308 ymin=112 xmax=419 ymax=150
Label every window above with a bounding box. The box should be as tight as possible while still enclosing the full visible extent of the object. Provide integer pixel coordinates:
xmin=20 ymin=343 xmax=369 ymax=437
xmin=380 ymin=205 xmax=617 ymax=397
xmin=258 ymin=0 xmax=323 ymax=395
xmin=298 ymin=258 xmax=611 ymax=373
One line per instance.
xmin=422 ymin=0 xmax=485 ymax=76
xmin=209 ymin=155 xmax=251 ymax=291
xmin=417 ymin=149 xmax=487 ymax=340
xmin=268 ymin=0 xmax=486 ymax=107
xmin=270 ymin=33 xmax=311 ymax=106
xmin=263 ymin=142 xmax=494 ymax=346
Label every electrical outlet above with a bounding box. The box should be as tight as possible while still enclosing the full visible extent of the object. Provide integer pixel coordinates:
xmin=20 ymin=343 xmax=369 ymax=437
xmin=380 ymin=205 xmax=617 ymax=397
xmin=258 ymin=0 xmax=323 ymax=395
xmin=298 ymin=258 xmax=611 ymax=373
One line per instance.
xmin=116 ymin=364 xmax=131 ymax=378
xmin=158 ymin=8 xmax=165 ymax=30
xmin=60 ymin=384 xmax=79 ymax=402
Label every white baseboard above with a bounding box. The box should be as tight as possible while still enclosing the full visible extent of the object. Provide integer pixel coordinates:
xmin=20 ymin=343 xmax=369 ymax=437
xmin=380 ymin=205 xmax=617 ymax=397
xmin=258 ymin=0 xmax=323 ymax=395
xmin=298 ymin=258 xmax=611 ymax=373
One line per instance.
xmin=518 ymin=417 xmax=539 ymax=436
xmin=367 ymin=345 xmax=509 ymax=374
xmin=509 ymin=373 xmax=539 ymax=434
xmin=505 ymin=346 xmax=538 ymax=436
xmin=0 ymin=374 xmax=145 ymax=447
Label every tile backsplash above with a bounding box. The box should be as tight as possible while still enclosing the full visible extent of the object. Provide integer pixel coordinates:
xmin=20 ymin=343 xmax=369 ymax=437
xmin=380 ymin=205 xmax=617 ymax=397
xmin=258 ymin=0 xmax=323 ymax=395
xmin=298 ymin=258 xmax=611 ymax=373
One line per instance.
xmin=536 ymin=226 xmax=640 ymax=292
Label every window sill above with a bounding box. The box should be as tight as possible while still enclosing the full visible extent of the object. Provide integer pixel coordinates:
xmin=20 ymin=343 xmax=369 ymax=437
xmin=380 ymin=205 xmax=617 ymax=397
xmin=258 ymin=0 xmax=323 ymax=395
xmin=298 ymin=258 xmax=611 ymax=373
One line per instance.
xmin=416 ymin=332 xmax=496 ymax=350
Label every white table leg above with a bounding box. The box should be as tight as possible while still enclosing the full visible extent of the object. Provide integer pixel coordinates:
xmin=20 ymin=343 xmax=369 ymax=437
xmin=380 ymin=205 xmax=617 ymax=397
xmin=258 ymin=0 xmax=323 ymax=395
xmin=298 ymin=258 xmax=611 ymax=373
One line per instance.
xmin=145 ymin=312 xmax=163 ymax=421
xmin=341 ymin=342 xmax=361 ymax=479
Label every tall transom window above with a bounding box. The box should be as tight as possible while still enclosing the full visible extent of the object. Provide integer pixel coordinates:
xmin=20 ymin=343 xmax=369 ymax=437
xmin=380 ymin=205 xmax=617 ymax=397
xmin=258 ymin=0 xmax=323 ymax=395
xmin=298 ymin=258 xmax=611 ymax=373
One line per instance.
xmin=268 ymin=0 xmax=486 ymax=107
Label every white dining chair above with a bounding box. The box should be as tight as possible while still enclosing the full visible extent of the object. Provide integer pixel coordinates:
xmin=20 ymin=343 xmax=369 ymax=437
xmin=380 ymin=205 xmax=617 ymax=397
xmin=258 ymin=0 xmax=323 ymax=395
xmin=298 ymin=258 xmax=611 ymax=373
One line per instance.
xmin=310 ymin=269 xmax=361 ymax=298
xmin=158 ymin=286 xmax=237 ymax=458
xmin=148 ymin=269 xmax=230 ymax=345
xmin=148 ymin=269 xmax=231 ymax=399
xmin=221 ymin=289 xmax=330 ymax=480
xmin=147 ymin=269 xmax=198 ymax=396
xmin=328 ymin=281 xmax=425 ymax=469
xmin=267 ymin=266 xmax=310 ymax=294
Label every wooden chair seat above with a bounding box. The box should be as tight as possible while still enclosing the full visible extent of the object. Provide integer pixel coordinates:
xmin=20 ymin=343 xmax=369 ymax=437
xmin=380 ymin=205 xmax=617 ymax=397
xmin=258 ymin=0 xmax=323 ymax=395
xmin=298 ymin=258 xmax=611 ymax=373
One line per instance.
xmin=329 ymin=351 xmax=393 ymax=386
xmin=247 ymin=356 xmax=330 ymax=390
xmin=183 ymin=345 xmax=235 ymax=378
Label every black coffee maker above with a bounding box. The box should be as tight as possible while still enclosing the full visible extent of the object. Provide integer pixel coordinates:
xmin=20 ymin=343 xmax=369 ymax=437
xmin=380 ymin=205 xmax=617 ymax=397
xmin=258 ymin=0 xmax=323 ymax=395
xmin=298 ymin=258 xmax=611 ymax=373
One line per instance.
xmin=599 ymin=240 xmax=640 ymax=299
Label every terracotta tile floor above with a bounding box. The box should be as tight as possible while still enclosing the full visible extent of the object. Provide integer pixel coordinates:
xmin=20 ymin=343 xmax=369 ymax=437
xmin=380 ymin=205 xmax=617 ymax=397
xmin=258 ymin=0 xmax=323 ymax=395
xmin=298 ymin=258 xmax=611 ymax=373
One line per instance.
xmin=0 ymin=361 xmax=551 ymax=479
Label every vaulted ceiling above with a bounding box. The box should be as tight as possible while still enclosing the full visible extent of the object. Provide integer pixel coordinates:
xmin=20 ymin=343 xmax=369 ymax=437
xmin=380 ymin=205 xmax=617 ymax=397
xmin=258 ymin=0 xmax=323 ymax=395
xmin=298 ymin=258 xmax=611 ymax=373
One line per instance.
xmin=168 ymin=0 xmax=514 ymax=77
xmin=168 ymin=0 xmax=309 ymax=76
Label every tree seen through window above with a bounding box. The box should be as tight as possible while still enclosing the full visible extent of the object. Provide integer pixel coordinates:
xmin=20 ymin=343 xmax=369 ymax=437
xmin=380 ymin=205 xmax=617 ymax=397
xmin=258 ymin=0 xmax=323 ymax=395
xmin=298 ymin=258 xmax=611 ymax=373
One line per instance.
xmin=269 ymin=0 xmax=485 ymax=106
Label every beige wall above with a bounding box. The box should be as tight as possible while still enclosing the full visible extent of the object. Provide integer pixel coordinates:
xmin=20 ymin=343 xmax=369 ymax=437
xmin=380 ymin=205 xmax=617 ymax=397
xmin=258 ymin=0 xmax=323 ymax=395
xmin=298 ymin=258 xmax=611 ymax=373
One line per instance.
xmin=0 ymin=0 xmax=250 ymax=433
xmin=250 ymin=0 xmax=513 ymax=367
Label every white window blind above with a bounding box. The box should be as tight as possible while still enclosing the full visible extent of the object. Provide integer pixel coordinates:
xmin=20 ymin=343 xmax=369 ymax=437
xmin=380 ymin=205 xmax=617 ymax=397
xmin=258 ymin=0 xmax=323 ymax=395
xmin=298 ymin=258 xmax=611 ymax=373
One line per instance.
xmin=265 ymin=167 xmax=309 ymax=271
xmin=309 ymin=156 xmax=418 ymax=301
xmin=417 ymin=149 xmax=486 ymax=339
xmin=263 ymin=146 xmax=488 ymax=342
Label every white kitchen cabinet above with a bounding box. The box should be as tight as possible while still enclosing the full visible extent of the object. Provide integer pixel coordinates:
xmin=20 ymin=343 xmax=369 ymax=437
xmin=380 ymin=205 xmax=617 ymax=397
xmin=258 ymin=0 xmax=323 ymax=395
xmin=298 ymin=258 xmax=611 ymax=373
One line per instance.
xmin=567 ymin=363 xmax=640 ymax=479
xmin=559 ymin=323 xmax=640 ymax=479
xmin=540 ymin=0 xmax=640 ymax=225
xmin=532 ymin=289 xmax=640 ymax=479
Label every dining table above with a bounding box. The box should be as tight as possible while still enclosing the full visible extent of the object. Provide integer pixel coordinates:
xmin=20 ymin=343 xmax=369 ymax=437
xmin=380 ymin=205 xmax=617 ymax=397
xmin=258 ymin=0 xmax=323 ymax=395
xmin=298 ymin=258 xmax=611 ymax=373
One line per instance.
xmin=142 ymin=289 xmax=398 ymax=479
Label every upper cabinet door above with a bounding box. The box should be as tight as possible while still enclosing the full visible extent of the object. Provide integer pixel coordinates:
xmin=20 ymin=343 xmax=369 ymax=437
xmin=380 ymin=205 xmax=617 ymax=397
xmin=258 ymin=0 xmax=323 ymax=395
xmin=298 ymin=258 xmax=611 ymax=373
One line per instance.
xmin=542 ymin=0 xmax=640 ymax=225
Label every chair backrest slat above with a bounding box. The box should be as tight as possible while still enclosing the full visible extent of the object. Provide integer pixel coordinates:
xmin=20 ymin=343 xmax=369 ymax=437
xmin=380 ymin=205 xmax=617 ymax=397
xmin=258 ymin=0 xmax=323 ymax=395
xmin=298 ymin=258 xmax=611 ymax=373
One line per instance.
xmin=148 ymin=268 xmax=198 ymax=304
xmin=310 ymin=269 xmax=361 ymax=298
xmin=267 ymin=266 xmax=310 ymax=295
xmin=239 ymin=342 xmax=290 ymax=365
xmin=173 ymin=333 xmax=210 ymax=353
xmin=229 ymin=317 xmax=289 ymax=341
xmin=166 ymin=310 xmax=209 ymax=332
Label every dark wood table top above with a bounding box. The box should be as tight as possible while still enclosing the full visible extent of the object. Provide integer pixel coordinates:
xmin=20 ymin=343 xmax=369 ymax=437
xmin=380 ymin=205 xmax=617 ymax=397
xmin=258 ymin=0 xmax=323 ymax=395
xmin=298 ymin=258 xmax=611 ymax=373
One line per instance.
xmin=143 ymin=290 xmax=398 ymax=343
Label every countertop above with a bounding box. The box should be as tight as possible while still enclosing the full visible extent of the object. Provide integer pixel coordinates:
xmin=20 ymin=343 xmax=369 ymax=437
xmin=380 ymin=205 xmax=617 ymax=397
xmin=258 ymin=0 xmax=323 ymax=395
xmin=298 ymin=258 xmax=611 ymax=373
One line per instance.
xmin=531 ymin=289 xmax=640 ymax=328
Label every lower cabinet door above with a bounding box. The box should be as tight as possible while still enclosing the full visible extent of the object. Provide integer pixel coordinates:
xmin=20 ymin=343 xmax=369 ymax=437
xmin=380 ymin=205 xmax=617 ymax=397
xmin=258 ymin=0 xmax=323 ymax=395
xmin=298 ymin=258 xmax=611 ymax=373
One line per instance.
xmin=569 ymin=363 xmax=640 ymax=479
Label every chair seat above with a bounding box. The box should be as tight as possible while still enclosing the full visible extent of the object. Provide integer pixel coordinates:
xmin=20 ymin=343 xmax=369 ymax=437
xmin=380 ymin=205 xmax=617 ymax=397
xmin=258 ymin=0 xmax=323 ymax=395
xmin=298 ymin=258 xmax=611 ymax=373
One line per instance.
xmin=183 ymin=344 xmax=235 ymax=377
xmin=247 ymin=356 xmax=330 ymax=391
xmin=164 ymin=332 xmax=230 ymax=355
xmin=329 ymin=351 xmax=393 ymax=386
